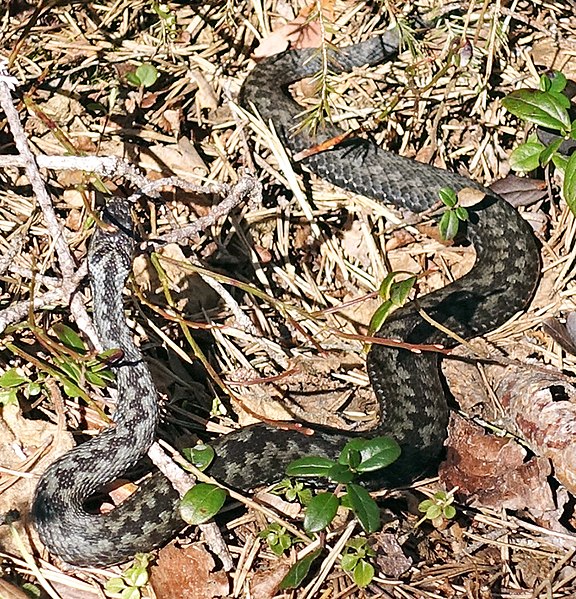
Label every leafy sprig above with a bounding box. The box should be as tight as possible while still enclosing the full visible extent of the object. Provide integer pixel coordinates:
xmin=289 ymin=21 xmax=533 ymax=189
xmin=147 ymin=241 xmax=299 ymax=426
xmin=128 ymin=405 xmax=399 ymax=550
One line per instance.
xmin=502 ymin=71 xmax=576 ymax=214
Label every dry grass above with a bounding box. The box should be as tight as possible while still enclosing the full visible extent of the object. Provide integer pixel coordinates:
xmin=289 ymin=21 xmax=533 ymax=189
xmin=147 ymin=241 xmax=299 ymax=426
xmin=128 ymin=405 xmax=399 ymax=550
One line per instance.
xmin=0 ymin=0 xmax=576 ymax=597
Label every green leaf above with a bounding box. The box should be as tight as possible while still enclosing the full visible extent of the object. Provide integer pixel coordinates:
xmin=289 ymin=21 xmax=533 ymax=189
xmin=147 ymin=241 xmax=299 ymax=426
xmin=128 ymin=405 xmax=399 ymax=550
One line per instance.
xmin=455 ymin=206 xmax=469 ymax=222
xmin=389 ymin=276 xmax=416 ymax=306
xmin=0 ymin=389 xmax=18 ymax=406
xmin=105 ymin=578 xmax=127 ymax=594
xmin=438 ymin=187 xmax=458 ymax=207
xmin=418 ymin=499 xmax=434 ymax=512
xmin=426 ymin=504 xmax=442 ymax=519
xmin=539 ymin=137 xmax=564 ymax=167
xmin=135 ymin=63 xmax=158 ymax=88
xmin=571 ymin=121 xmax=576 ymax=140
xmin=121 ymin=587 xmax=141 ymax=599
xmin=340 ymin=437 xmax=401 ymax=473
xmin=552 ymin=153 xmax=568 ymax=171
xmin=368 ymin=299 xmax=394 ymax=334
xmin=279 ymin=549 xmax=322 ymax=589
xmin=59 ymin=377 xmax=84 ymax=399
xmin=126 ymin=71 xmax=141 ymax=86
xmin=443 ymin=505 xmax=457 ymax=519
xmin=502 ymin=89 xmax=571 ymax=132
xmin=346 ymin=483 xmax=380 ymax=533
xmin=52 ymin=323 xmax=86 ymax=351
xmin=353 ymin=560 xmax=375 ymax=588
xmin=548 ymin=71 xmax=568 ymax=94
xmin=376 ymin=271 xmax=413 ymax=300
xmin=540 ymin=73 xmax=552 ymax=92
xmin=509 ymin=143 xmax=544 ymax=171
xmin=563 ymin=152 xmax=576 ymax=216
xmin=286 ymin=456 xmax=337 ymax=477
xmin=327 ymin=463 xmax=356 ymax=484
xmin=85 ymin=370 xmax=111 ymax=387
xmin=182 ymin=444 xmax=215 ymax=471
xmin=26 ymin=381 xmax=42 ymax=397
xmin=304 ymin=492 xmax=340 ymax=533
xmin=439 ymin=210 xmax=460 ymax=241
xmin=341 ymin=553 xmax=358 ymax=571
xmin=0 ymin=368 xmax=29 ymax=388
xmin=549 ymin=91 xmax=571 ymax=110
xmin=180 ymin=483 xmax=227 ymax=525
xmin=56 ymin=359 xmax=82 ymax=384
xmin=124 ymin=565 xmax=149 ymax=587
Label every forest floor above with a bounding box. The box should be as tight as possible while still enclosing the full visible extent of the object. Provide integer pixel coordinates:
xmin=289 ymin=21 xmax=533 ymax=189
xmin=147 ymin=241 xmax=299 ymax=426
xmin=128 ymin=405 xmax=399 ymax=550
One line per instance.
xmin=1 ymin=1 xmax=576 ymax=598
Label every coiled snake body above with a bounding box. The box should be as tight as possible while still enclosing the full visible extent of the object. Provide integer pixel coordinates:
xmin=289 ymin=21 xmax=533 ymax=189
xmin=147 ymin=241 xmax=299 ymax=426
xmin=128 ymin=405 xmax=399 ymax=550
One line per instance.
xmin=32 ymin=30 xmax=540 ymax=566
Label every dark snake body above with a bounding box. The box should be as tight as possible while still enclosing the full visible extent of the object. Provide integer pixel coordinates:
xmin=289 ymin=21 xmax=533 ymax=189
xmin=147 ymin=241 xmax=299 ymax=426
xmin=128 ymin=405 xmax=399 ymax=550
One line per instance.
xmin=32 ymin=30 xmax=541 ymax=566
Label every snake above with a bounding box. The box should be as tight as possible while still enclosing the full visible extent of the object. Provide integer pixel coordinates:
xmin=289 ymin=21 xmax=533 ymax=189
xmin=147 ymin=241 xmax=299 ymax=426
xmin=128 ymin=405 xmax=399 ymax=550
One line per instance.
xmin=31 ymin=28 xmax=540 ymax=567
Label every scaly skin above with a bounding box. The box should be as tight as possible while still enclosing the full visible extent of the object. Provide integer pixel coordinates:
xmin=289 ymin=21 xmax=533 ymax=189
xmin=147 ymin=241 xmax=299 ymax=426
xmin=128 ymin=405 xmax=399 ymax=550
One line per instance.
xmin=32 ymin=31 xmax=540 ymax=566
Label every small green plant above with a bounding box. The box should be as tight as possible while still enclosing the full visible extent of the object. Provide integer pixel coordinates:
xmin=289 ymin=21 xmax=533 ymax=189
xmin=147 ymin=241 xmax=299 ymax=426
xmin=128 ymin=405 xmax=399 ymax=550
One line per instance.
xmin=0 ymin=368 xmax=41 ymax=406
xmin=416 ymin=490 xmax=457 ymax=529
xmin=152 ymin=1 xmax=177 ymax=41
xmin=0 ymin=323 xmax=115 ymax=405
xmin=272 ymin=478 xmax=313 ymax=505
xmin=259 ymin=522 xmax=295 ymax=556
xmin=276 ymin=436 xmax=400 ymax=589
xmin=285 ymin=437 xmax=400 ymax=534
xmin=369 ymin=271 xmax=417 ymax=334
xmin=437 ymin=187 xmax=469 ymax=241
xmin=502 ymin=71 xmax=576 ymax=214
xmin=105 ymin=553 xmax=151 ymax=599
xmin=126 ymin=63 xmax=159 ymax=88
xmin=179 ymin=444 xmax=228 ymax=526
xmin=50 ymin=323 xmax=116 ymax=395
xmin=341 ymin=537 xmax=377 ymax=588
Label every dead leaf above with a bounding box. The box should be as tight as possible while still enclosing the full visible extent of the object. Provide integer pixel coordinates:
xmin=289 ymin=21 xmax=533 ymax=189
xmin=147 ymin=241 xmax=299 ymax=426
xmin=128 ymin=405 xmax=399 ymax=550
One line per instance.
xmin=138 ymin=143 xmax=208 ymax=179
xmin=189 ymin=70 xmax=218 ymax=111
xmin=489 ymin=175 xmax=548 ymax=207
xmin=0 ymin=578 xmax=31 ymax=599
xmin=341 ymin=219 xmax=371 ymax=268
xmin=457 ymin=187 xmax=486 ymax=208
xmin=253 ymin=2 xmax=335 ymax=58
xmin=158 ymin=108 xmax=183 ymax=135
xmin=151 ymin=542 xmax=229 ymax=599
xmin=249 ymin=560 xmax=291 ymax=599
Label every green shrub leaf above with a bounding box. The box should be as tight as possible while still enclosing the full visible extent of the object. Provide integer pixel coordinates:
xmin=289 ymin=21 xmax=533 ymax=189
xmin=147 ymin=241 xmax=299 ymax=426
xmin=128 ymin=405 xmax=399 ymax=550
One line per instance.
xmin=286 ymin=456 xmax=336 ymax=477
xmin=439 ymin=210 xmax=460 ymax=241
xmin=389 ymin=276 xmax=416 ymax=306
xmin=353 ymin=560 xmax=375 ymax=588
xmin=52 ymin=323 xmax=86 ymax=351
xmin=182 ymin=444 xmax=215 ymax=471
xmin=304 ymin=492 xmax=339 ymax=533
xmin=548 ymin=71 xmax=567 ymax=94
xmin=509 ymin=142 xmax=546 ymax=173
xmin=279 ymin=549 xmax=322 ymax=589
xmin=438 ymin=187 xmax=458 ymax=207
xmin=346 ymin=483 xmax=380 ymax=533
xmin=502 ymin=89 xmax=571 ymax=132
xmin=539 ymin=137 xmax=564 ymax=167
xmin=180 ymin=483 xmax=227 ymax=525
xmin=368 ymin=299 xmax=394 ymax=334
xmin=340 ymin=437 xmax=401 ymax=472
xmin=563 ymin=152 xmax=576 ymax=216
xmin=327 ymin=463 xmax=356 ymax=484
xmin=0 ymin=368 xmax=29 ymax=388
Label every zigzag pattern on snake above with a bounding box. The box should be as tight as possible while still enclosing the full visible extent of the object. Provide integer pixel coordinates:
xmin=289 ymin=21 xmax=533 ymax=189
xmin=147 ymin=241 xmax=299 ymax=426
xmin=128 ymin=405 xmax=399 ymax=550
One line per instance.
xmin=31 ymin=29 xmax=541 ymax=566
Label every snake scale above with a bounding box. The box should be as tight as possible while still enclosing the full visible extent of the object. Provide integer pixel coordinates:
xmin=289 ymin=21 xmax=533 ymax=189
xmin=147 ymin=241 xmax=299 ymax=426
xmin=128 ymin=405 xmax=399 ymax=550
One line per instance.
xmin=32 ymin=29 xmax=541 ymax=566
